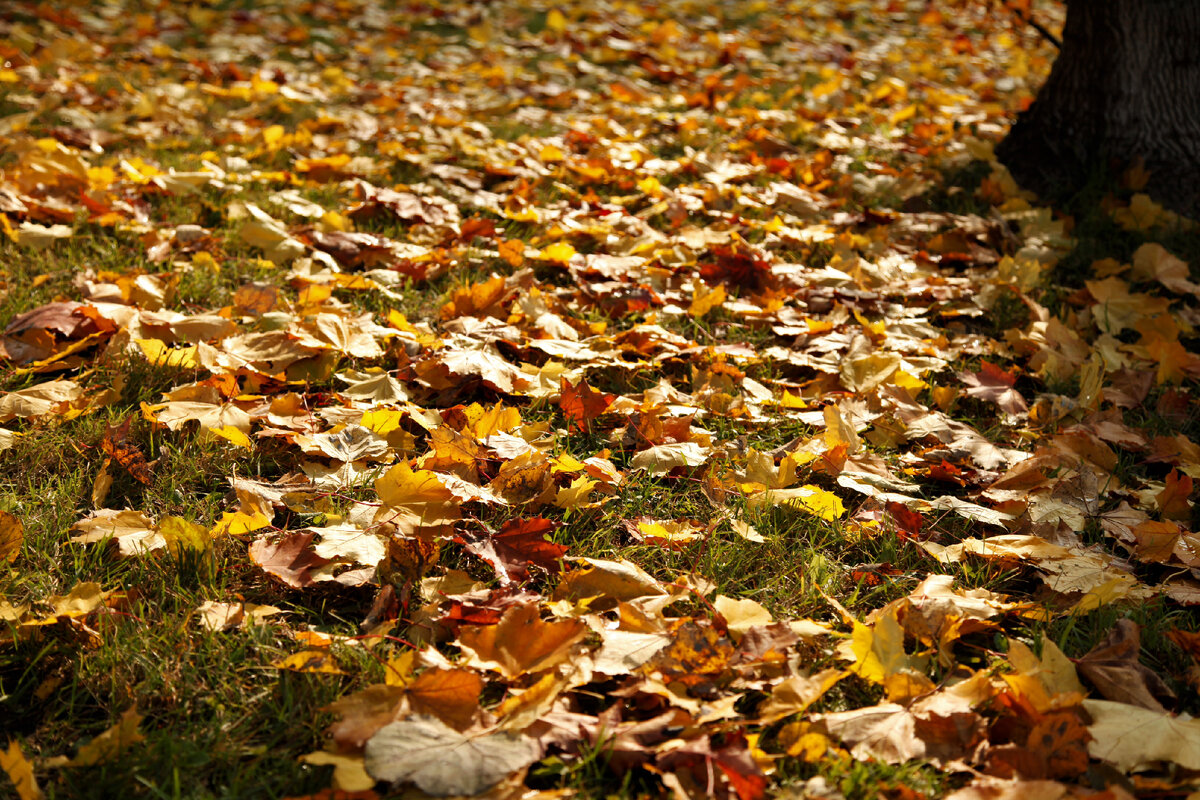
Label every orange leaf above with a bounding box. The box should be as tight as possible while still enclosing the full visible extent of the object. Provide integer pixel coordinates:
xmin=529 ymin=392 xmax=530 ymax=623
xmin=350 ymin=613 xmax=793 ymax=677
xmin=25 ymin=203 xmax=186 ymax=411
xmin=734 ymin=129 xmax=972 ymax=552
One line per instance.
xmin=559 ymin=378 xmax=613 ymax=432
xmin=1157 ymin=469 xmax=1194 ymax=520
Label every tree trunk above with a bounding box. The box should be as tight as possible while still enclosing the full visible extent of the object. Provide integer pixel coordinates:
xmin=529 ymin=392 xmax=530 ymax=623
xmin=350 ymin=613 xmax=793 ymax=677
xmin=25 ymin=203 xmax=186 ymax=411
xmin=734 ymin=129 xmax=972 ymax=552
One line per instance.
xmin=996 ymin=0 xmax=1200 ymax=218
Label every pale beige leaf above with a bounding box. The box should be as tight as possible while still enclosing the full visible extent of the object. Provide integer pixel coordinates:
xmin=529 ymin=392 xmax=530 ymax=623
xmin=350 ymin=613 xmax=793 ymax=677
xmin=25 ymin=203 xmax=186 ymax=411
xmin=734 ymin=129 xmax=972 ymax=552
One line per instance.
xmin=364 ymin=716 xmax=539 ymax=795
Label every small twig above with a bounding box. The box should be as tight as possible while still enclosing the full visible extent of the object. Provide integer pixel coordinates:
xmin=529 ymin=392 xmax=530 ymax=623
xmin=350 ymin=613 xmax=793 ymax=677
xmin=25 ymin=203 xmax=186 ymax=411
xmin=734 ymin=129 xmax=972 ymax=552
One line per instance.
xmin=1006 ymin=3 xmax=1061 ymax=50
xmin=1025 ymin=14 xmax=1061 ymax=49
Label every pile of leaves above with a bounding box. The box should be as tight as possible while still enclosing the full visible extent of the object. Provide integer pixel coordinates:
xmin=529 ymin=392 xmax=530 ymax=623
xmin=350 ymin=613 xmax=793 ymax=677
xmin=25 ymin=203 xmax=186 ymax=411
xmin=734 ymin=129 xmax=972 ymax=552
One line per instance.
xmin=3 ymin=0 xmax=1200 ymax=798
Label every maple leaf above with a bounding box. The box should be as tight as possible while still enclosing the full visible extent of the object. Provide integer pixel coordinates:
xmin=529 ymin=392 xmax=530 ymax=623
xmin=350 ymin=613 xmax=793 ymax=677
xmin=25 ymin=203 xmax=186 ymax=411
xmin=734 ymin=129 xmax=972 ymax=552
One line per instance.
xmin=373 ymin=463 xmax=461 ymax=535
xmin=249 ymin=531 xmax=333 ymax=589
xmin=456 ymin=603 xmax=587 ymax=678
xmin=364 ymin=716 xmax=539 ymax=795
xmin=456 ymin=517 xmax=566 ymax=583
xmin=101 ymin=416 xmax=153 ymax=485
xmin=959 ymin=361 xmax=1028 ymax=416
xmin=1085 ymin=699 xmax=1200 ymax=771
xmin=558 ymin=377 xmax=614 ymax=432
xmin=404 ymin=668 xmax=484 ymax=732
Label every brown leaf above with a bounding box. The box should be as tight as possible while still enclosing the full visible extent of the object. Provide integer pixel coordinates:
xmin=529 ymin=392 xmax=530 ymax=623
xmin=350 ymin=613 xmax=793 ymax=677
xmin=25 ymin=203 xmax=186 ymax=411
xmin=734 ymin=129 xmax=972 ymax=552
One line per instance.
xmin=101 ymin=416 xmax=153 ymax=485
xmin=959 ymin=361 xmax=1028 ymax=416
xmin=249 ymin=531 xmax=332 ymax=588
xmin=326 ymin=685 xmax=405 ymax=751
xmin=458 ymin=517 xmax=567 ymax=583
xmin=1075 ymin=619 xmax=1174 ymax=711
xmin=984 ymin=708 xmax=1090 ymax=780
xmin=45 ymin=708 xmax=143 ymax=768
xmin=1156 ymin=469 xmax=1193 ymax=520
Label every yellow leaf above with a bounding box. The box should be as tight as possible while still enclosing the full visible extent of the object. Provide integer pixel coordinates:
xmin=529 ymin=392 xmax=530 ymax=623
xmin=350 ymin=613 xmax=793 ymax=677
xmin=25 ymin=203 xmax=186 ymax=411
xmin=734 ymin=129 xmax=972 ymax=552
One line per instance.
xmin=555 ymin=475 xmax=598 ymax=509
xmin=158 ymin=516 xmax=210 ymax=554
xmin=778 ymin=390 xmax=808 ymax=409
xmin=890 ymin=369 xmax=927 ymax=392
xmin=298 ymin=751 xmax=374 ymax=792
xmin=0 ymin=512 xmax=23 ymax=563
xmin=211 ymin=510 xmax=271 ymax=537
xmin=636 ymin=176 xmax=663 ymax=197
xmin=503 ymin=206 xmax=540 ymax=223
xmin=374 ymin=462 xmax=461 ymax=535
xmin=1 ymin=740 xmax=43 ymax=800
xmin=848 ymin=608 xmax=908 ymax=683
xmin=750 ymin=484 xmax=846 ymax=521
xmin=537 ymin=242 xmax=576 ymax=264
xmin=545 ymin=8 xmax=567 ymax=32
xmin=688 ymin=282 xmax=725 ymax=318
xmin=539 ymin=144 xmax=565 ymax=163
xmin=1004 ymin=636 xmax=1086 ymax=712
xmin=209 ymin=425 xmax=252 ymax=449
xmin=778 ymin=721 xmax=834 ymax=761
xmin=46 ymin=709 xmax=143 ymax=768
xmin=135 ymin=338 xmax=199 ymax=369
xmin=262 ymin=125 xmax=285 ymax=150
xmin=889 ymin=104 xmax=916 ymax=125
xmin=464 ymin=402 xmax=522 ymax=438
xmin=760 ymin=670 xmax=846 ymax=723
xmin=384 ymin=649 xmax=417 ymax=687
xmin=273 ymin=649 xmax=345 ymax=674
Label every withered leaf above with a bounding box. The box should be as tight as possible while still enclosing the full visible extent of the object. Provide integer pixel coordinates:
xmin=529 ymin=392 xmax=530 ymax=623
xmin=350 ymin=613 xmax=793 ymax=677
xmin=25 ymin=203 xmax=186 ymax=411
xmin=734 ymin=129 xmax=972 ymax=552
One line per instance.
xmin=364 ymin=716 xmax=538 ymax=795
xmin=249 ymin=531 xmax=333 ymax=588
xmin=457 ymin=603 xmax=587 ymax=678
xmin=1075 ymin=619 xmax=1175 ymax=711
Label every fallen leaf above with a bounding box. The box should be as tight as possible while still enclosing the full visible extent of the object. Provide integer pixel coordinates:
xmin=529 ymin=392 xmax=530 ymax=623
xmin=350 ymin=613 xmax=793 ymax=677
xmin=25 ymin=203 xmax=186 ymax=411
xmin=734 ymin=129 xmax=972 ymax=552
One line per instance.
xmin=0 ymin=512 xmax=23 ymax=563
xmin=405 ymin=668 xmax=484 ymax=731
xmin=457 ymin=603 xmax=587 ymax=677
xmin=46 ymin=708 xmax=143 ymax=768
xmin=748 ymin=484 xmax=846 ymax=520
xmin=0 ymin=741 xmax=43 ymax=800
xmin=298 ymin=751 xmax=375 ymax=793
xmin=274 ymin=649 xmax=346 ymax=674
xmin=364 ymin=716 xmax=539 ymax=795
xmin=1075 ymin=619 xmax=1174 ymax=711
xmin=250 ymin=531 xmax=333 ymax=588
xmin=630 ymin=441 xmax=710 ymax=476
xmin=1084 ymin=699 xmax=1200 ymax=771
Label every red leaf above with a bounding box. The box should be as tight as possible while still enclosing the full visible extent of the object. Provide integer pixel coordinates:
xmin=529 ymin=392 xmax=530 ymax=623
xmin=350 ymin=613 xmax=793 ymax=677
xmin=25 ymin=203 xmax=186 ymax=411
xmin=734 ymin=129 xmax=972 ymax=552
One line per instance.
xmin=559 ymin=378 xmax=614 ymax=433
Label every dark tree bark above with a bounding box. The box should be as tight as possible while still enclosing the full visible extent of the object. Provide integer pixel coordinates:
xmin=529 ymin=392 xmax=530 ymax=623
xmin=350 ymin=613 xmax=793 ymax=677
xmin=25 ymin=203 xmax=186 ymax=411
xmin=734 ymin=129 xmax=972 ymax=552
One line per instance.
xmin=996 ymin=1 xmax=1200 ymax=218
